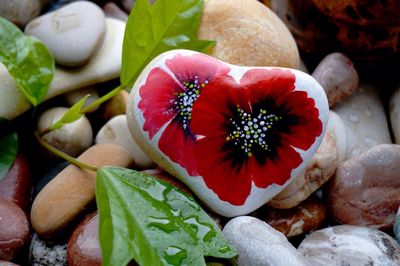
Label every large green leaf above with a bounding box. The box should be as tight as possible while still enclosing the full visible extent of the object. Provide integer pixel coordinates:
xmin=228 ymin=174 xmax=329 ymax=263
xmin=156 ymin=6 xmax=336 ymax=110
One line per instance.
xmin=96 ymin=167 xmax=237 ymax=266
xmin=0 ymin=118 xmax=18 ymax=182
xmin=0 ymin=17 xmax=54 ymax=106
xmin=120 ymin=0 xmax=215 ymax=88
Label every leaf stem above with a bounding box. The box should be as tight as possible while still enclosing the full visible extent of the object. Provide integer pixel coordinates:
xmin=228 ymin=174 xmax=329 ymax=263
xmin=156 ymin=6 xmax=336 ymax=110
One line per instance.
xmin=81 ymin=84 xmax=124 ymax=113
xmin=35 ymin=132 xmax=98 ymax=172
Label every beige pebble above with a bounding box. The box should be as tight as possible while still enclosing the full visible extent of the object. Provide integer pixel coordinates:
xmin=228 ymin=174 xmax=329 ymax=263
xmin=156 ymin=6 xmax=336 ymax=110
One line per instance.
xmin=101 ymin=89 xmax=129 ymax=121
xmin=64 ymin=86 xmax=100 ymax=113
xmin=31 ymin=143 xmax=133 ymax=238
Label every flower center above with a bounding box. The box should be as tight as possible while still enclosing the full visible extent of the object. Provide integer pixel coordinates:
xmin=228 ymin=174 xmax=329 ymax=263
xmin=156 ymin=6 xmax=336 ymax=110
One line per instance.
xmin=173 ymin=76 xmax=208 ymax=130
xmin=226 ymin=106 xmax=282 ymax=158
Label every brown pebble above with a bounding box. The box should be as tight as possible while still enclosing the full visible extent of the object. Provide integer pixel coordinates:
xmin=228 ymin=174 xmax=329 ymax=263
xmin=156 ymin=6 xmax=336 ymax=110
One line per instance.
xmin=328 ymin=144 xmax=400 ymax=231
xmin=262 ymin=197 xmax=327 ymax=238
xmin=68 ymin=212 xmax=101 ymax=266
xmin=0 ymin=153 xmax=32 ymax=212
xmin=0 ymin=198 xmax=29 ymax=261
xmin=312 ymin=52 xmax=359 ymax=107
xmin=31 ymin=144 xmax=134 ymax=238
xmin=102 ymin=90 xmax=129 ymax=121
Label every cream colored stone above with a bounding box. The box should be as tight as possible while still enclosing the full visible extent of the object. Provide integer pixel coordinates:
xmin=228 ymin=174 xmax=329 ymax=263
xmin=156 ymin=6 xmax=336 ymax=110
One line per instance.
xmin=96 ymin=115 xmax=154 ymax=169
xmin=327 ymin=111 xmax=347 ymax=162
xmin=268 ymin=132 xmax=338 ymax=209
xmin=0 ymin=18 xmax=125 ymax=120
xmin=199 ymin=0 xmax=299 ymax=68
xmin=65 ymin=86 xmax=99 ymax=112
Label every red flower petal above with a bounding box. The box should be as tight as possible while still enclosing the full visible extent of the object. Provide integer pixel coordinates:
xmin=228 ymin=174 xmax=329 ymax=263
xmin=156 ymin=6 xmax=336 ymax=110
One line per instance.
xmin=138 ymin=67 xmax=183 ymax=139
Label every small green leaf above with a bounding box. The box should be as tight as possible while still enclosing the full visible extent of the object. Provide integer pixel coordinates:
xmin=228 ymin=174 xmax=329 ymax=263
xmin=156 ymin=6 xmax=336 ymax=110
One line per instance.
xmin=121 ymin=0 xmax=215 ymax=88
xmin=0 ymin=17 xmax=54 ymax=106
xmin=50 ymin=94 xmax=90 ymax=131
xmin=96 ymin=167 xmax=237 ymax=266
xmin=0 ymin=118 xmax=18 ymax=182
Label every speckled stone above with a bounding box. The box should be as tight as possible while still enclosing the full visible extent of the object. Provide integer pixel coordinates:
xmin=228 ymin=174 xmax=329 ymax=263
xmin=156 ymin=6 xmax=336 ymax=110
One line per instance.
xmin=333 ymin=83 xmax=391 ymax=160
xmin=328 ymin=144 xmax=400 ymax=231
xmin=312 ymin=53 xmax=359 ymax=108
xmin=223 ymin=216 xmax=311 ymax=266
xmin=29 ymin=233 xmax=67 ymax=266
xmin=298 ymin=225 xmax=400 ymax=266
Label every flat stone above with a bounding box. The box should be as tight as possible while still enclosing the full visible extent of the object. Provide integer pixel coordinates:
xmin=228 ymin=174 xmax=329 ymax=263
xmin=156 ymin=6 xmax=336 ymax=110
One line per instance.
xmin=261 ymin=197 xmax=327 ymax=238
xmin=268 ymin=132 xmax=337 ymax=209
xmin=0 ymin=0 xmax=44 ymax=27
xmin=390 ymin=85 xmax=400 ymax=144
xmin=29 ymin=233 xmax=67 ymax=266
xmin=312 ymin=52 xmax=359 ymax=107
xmin=0 ymin=153 xmax=32 ymax=212
xmin=0 ymin=18 xmax=125 ymax=120
xmin=31 ymin=143 xmax=134 ymax=238
xmin=0 ymin=198 xmax=29 ymax=261
xmin=328 ymin=144 xmax=400 ymax=230
xmin=67 ymin=212 xmax=101 ymax=266
xmin=333 ymin=83 xmax=391 ymax=160
xmin=222 ymin=216 xmax=311 ymax=266
xmin=96 ymin=115 xmax=154 ymax=169
xmin=298 ymin=225 xmax=400 ymax=265
xmin=25 ymin=1 xmax=106 ymax=66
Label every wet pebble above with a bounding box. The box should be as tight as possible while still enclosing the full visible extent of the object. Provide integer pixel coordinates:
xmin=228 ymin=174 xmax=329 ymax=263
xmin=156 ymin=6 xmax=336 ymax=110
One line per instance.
xmin=328 ymin=144 xmax=400 ymax=230
xmin=268 ymin=132 xmax=337 ymax=209
xmin=67 ymin=212 xmax=101 ymax=266
xmin=298 ymin=225 xmax=400 ymax=266
xmin=0 ymin=153 xmax=32 ymax=212
xmin=262 ymin=197 xmax=327 ymax=238
xmin=312 ymin=52 xmax=359 ymax=107
xmin=223 ymin=216 xmax=311 ymax=266
xmin=333 ymin=83 xmax=391 ymax=160
xmin=29 ymin=233 xmax=67 ymax=266
xmin=0 ymin=198 xmax=29 ymax=261
xmin=25 ymin=1 xmax=106 ymax=67
xmin=96 ymin=115 xmax=154 ymax=169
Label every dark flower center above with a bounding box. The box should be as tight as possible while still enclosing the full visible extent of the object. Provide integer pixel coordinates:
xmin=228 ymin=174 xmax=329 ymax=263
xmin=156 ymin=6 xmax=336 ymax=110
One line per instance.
xmin=226 ymin=105 xmax=282 ymax=158
xmin=172 ymin=76 xmax=208 ymax=134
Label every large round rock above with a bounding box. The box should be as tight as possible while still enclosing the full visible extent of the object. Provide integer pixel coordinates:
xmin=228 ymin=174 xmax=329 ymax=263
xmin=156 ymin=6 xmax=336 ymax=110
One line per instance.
xmin=328 ymin=144 xmax=400 ymax=230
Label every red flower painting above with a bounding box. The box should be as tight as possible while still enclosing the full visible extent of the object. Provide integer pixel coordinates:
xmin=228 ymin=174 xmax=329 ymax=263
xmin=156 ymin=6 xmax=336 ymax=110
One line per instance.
xmin=190 ymin=69 xmax=323 ymax=205
xmin=138 ymin=53 xmax=230 ymax=174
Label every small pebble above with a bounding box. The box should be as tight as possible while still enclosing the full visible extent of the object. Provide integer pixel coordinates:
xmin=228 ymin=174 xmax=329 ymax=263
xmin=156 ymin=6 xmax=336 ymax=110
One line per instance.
xmin=298 ymin=225 xmax=400 ymax=265
xmin=262 ymin=197 xmax=327 ymax=238
xmin=334 ymin=83 xmax=391 ymax=160
xmin=0 ymin=0 xmax=44 ymax=27
xmin=25 ymin=1 xmax=106 ymax=66
xmin=64 ymin=86 xmax=100 ymax=113
xmin=96 ymin=115 xmax=154 ymax=169
xmin=102 ymin=89 xmax=129 ymax=121
xmin=268 ymin=132 xmax=337 ymax=209
xmin=29 ymin=233 xmax=67 ymax=266
xmin=103 ymin=2 xmax=128 ymax=21
xmin=0 ymin=198 xmax=29 ymax=261
xmin=312 ymin=52 xmax=359 ymax=107
xmin=328 ymin=144 xmax=400 ymax=230
xmin=67 ymin=212 xmax=101 ymax=266
xmin=0 ymin=153 xmax=32 ymax=212
xmin=37 ymin=107 xmax=93 ymax=157
xmin=223 ymin=216 xmax=311 ymax=266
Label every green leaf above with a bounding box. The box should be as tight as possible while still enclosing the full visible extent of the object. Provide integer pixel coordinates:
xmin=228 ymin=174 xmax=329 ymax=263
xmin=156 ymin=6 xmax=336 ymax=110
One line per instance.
xmin=0 ymin=118 xmax=18 ymax=182
xmin=50 ymin=94 xmax=90 ymax=131
xmin=0 ymin=17 xmax=54 ymax=106
xmin=96 ymin=167 xmax=237 ymax=266
xmin=120 ymin=0 xmax=215 ymax=88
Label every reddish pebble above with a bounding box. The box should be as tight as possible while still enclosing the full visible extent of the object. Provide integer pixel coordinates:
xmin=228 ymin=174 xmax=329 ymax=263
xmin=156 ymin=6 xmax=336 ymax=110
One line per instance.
xmin=0 ymin=198 xmax=29 ymax=261
xmin=0 ymin=153 xmax=32 ymax=212
xmin=68 ymin=212 xmax=101 ymax=266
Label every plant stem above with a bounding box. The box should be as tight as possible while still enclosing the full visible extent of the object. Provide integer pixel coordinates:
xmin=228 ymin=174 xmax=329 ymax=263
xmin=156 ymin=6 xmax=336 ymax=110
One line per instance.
xmin=81 ymin=84 xmax=124 ymax=113
xmin=35 ymin=132 xmax=98 ymax=172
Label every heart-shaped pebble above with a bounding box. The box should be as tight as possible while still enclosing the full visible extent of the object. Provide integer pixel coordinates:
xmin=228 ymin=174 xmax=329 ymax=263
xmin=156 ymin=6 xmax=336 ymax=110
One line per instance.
xmin=127 ymin=50 xmax=328 ymax=216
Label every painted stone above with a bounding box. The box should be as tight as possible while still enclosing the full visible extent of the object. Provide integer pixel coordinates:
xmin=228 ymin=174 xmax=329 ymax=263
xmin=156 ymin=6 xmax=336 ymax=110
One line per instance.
xmin=126 ymin=50 xmax=329 ymax=216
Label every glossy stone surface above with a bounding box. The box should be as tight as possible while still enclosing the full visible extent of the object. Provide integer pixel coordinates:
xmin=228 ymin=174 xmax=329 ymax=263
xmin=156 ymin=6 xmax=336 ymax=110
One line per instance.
xmin=298 ymin=225 xmax=400 ymax=265
xmin=67 ymin=212 xmax=101 ymax=266
xmin=328 ymin=144 xmax=400 ymax=230
xmin=262 ymin=197 xmax=327 ymax=238
xmin=223 ymin=216 xmax=311 ymax=266
xmin=25 ymin=1 xmax=106 ymax=66
xmin=0 ymin=198 xmax=29 ymax=261
xmin=0 ymin=153 xmax=32 ymax=212
xmin=127 ymin=49 xmax=328 ymax=217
